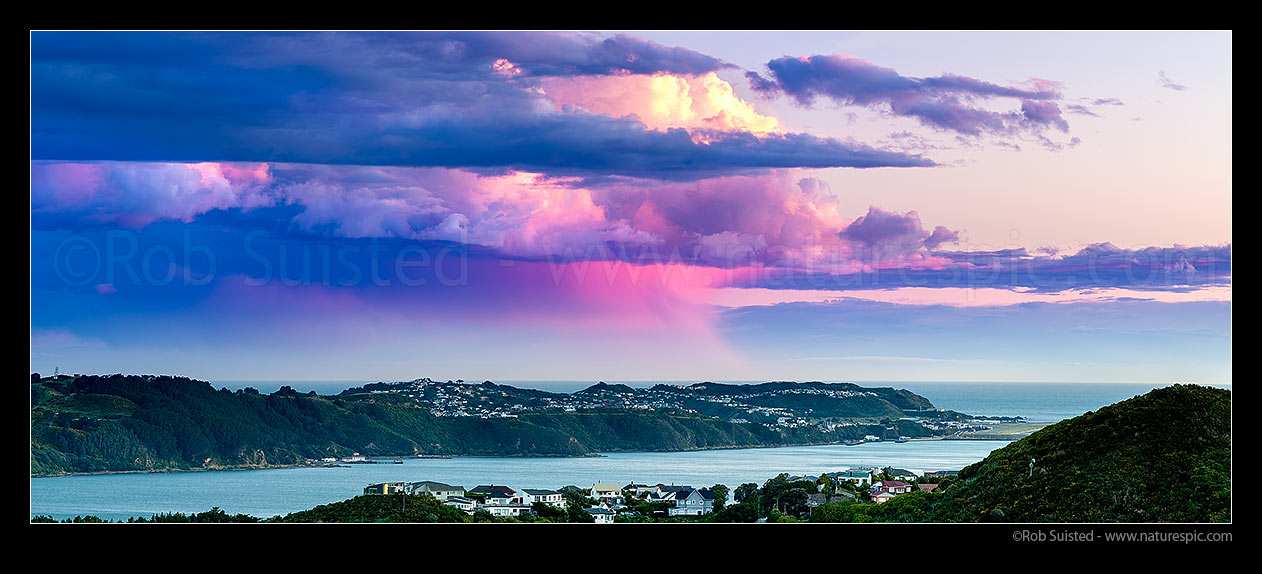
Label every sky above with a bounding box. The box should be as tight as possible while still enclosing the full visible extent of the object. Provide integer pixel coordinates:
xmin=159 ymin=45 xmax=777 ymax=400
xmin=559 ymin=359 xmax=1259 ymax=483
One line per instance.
xmin=29 ymin=31 xmax=1232 ymax=385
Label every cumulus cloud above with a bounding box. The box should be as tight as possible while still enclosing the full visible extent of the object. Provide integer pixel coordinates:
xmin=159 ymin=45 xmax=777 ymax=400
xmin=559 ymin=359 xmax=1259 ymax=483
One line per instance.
xmin=924 ymin=226 xmax=961 ymax=249
xmin=30 ymin=161 xmax=275 ymax=228
xmin=839 ymin=206 xmax=960 ymax=262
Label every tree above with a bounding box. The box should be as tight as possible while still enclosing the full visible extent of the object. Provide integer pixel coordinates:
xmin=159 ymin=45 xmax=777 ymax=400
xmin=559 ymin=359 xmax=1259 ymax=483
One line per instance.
xmin=710 ymin=502 xmax=760 ymax=523
xmin=809 ymin=501 xmax=874 ymax=523
xmin=531 ymin=501 xmax=567 ymax=522
xmin=759 ymin=473 xmax=791 ymax=514
xmin=818 ymin=473 xmax=835 ymax=496
xmin=710 ymin=484 xmax=730 ymax=512
xmin=779 ymin=488 xmax=811 ymax=517
xmin=566 ymin=503 xmax=595 ymax=523
xmin=734 ymin=482 xmax=759 ymax=506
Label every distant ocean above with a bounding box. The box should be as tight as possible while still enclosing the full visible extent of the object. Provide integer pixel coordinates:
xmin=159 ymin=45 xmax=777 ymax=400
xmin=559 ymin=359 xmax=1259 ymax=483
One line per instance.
xmin=214 ymin=380 xmax=1231 ymax=423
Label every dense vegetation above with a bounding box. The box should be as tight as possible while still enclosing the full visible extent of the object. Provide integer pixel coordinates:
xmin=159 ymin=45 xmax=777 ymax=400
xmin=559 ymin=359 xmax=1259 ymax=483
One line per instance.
xmin=31 ymin=374 xmax=929 ymax=476
xmin=926 ymin=384 xmax=1231 ymax=522
xmin=271 ymin=494 xmax=476 ymax=523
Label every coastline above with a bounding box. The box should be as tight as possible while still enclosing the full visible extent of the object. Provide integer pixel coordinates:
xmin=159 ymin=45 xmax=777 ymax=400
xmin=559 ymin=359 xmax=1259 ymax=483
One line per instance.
xmin=30 ymin=436 xmax=993 ymax=479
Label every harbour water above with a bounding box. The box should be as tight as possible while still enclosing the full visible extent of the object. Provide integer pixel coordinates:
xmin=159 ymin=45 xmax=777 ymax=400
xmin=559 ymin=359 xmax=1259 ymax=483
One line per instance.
xmin=29 ymin=381 xmax=1228 ymax=521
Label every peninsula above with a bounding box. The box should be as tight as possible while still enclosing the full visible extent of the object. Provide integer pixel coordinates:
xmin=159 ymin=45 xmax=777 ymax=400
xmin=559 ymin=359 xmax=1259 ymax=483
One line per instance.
xmin=30 ymin=374 xmax=1024 ymax=477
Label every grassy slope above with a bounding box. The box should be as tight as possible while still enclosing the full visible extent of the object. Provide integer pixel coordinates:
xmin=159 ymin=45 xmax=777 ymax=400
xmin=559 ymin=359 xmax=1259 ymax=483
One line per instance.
xmin=931 ymin=384 xmax=1230 ymax=522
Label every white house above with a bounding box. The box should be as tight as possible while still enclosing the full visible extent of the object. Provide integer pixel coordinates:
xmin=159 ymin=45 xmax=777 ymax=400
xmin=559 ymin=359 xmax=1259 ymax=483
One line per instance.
xmin=591 ymin=483 xmax=624 ymax=505
xmin=481 ymin=503 xmax=534 ymax=517
xmin=836 ymin=469 xmax=873 ymax=487
xmin=443 ymin=496 xmax=477 ymax=513
xmin=408 ymin=481 xmax=466 ymax=501
xmin=883 ymin=467 xmax=918 ymax=482
xmin=668 ymin=488 xmax=714 ymax=516
xmin=520 ymin=488 xmax=565 ymax=508
xmin=587 ymin=507 xmax=616 ymax=524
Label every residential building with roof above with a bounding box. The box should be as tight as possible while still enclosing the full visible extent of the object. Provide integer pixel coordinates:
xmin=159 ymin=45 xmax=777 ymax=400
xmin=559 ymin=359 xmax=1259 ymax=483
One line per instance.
xmin=587 ymin=506 xmax=616 ymax=524
xmin=836 ymin=469 xmax=874 ymax=487
xmin=668 ymin=487 xmax=715 ymax=516
xmin=521 ymin=488 xmax=565 ymax=508
xmin=408 ymin=481 xmax=466 ymax=501
xmin=591 ymin=483 xmax=624 ymax=505
xmin=469 ymin=485 xmax=522 ymax=505
xmin=624 ymin=482 xmax=660 ymax=497
xmin=883 ymin=467 xmax=918 ymax=481
xmin=871 ymin=490 xmax=900 ymax=504
xmin=363 ymin=482 xmax=406 ymax=495
xmin=443 ymin=496 xmax=478 ymax=513
xmin=871 ymin=480 xmax=913 ymax=495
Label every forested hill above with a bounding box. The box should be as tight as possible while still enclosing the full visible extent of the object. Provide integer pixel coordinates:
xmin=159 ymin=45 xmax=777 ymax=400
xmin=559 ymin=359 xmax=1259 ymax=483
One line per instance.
xmin=30 ymin=374 xmax=943 ymax=476
xmin=929 ymin=384 xmax=1231 ymax=522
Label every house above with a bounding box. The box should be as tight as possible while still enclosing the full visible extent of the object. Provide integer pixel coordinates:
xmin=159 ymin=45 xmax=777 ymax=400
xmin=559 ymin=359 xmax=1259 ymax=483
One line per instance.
xmin=668 ymin=488 xmax=715 ymax=516
xmin=587 ymin=506 xmax=616 ymax=524
xmin=624 ymin=482 xmax=660 ymax=498
xmin=836 ymin=469 xmax=874 ymax=487
xmin=363 ymin=482 xmax=405 ymax=495
xmin=591 ymin=483 xmax=624 ymax=505
xmin=342 ymin=452 xmax=368 ymax=463
xmin=643 ymin=484 xmax=687 ymax=505
xmin=443 ymin=496 xmax=478 ymax=513
xmin=481 ymin=503 xmax=534 ymax=518
xmin=871 ymin=481 xmax=913 ymax=495
xmin=917 ymin=483 xmax=939 ymax=493
xmin=644 ymin=490 xmax=675 ymax=505
xmin=408 ymin=481 xmax=466 ymax=501
xmin=871 ymin=490 xmax=899 ymax=504
xmin=883 ymin=467 xmax=918 ymax=481
xmin=469 ymin=485 xmax=521 ymax=505
xmin=520 ymin=488 xmax=565 ymax=508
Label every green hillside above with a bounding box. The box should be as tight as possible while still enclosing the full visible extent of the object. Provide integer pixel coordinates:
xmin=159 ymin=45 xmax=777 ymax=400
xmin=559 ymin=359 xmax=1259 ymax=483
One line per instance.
xmin=930 ymin=384 xmax=1231 ymax=522
xmin=31 ymin=374 xmax=930 ymax=476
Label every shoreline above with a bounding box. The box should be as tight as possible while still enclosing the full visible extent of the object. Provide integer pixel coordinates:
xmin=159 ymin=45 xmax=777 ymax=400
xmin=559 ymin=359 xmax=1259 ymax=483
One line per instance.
xmin=31 ymin=435 xmax=1004 ymax=479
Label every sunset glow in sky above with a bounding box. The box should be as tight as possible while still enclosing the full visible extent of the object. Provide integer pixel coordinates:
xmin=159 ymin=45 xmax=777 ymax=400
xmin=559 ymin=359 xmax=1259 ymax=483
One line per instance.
xmin=30 ymin=31 xmax=1231 ymax=384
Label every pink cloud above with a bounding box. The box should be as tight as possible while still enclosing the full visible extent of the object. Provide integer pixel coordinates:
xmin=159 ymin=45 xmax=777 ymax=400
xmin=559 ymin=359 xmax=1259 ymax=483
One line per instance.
xmin=33 ymin=161 xmax=965 ymax=275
